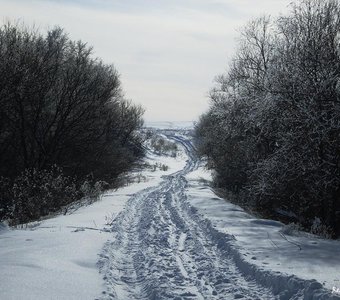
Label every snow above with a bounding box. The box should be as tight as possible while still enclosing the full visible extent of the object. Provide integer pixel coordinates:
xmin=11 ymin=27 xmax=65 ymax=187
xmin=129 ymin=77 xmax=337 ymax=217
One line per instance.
xmin=1 ymin=130 xmax=339 ymax=299
xmin=98 ymin=134 xmax=275 ymax=299
xmin=0 ymin=221 xmax=9 ymax=233
xmin=0 ymin=145 xmax=185 ymax=300
xmin=186 ymin=161 xmax=340 ymax=297
xmin=186 ymin=167 xmax=212 ymax=182
xmin=144 ymin=121 xmax=194 ymax=130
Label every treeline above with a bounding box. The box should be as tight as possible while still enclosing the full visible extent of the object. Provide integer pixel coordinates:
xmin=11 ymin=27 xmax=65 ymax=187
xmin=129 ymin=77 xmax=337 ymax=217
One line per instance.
xmin=0 ymin=23 xmax=144 ymax=224
xmin=195 ymin=0 xmax=340 ymax=237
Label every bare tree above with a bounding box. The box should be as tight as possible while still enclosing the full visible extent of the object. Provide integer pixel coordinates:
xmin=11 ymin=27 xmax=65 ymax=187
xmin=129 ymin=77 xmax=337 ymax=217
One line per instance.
xmin=195 ymin=0 xmax=340 ymax=237
xmin=0 ymin=23 xmax=144 ymax=223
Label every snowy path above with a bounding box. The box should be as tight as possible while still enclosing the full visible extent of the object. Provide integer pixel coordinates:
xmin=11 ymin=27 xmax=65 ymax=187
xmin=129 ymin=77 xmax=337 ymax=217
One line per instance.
xmin=1 ymin=131 xmax=338 ymax=299
xmin=0 ymin=138 xmax=185 ymax=300
xmin=98 ymin=136 xmax=274 ymax=299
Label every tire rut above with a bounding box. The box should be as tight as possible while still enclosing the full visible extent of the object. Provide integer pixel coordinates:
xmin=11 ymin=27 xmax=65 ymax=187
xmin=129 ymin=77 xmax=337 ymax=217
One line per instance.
xmin=98 ymin=135 xmax=275 ymax=300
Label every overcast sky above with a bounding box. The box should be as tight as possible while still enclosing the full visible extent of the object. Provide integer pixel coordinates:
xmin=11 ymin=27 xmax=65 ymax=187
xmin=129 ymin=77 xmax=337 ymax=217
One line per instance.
xmin=0 ymin=0 xmax=292 ymax=122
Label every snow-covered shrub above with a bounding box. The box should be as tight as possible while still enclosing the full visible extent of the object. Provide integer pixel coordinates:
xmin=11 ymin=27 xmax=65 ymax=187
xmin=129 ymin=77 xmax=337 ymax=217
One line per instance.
xmin=310 ymin=217 xmax=334 ymax=239
xmin=94 ymin=181 xmax=109 ymax=194
xmin=280 ymin=223 xmax=303 ymax=236
xmin=80 ymin=179 xmax=109 ymax=203
xmin=150 ymin=136 xmax=178 ymax=156
xmin=135 ymin=173 xmax=144 ymax=183
xmin=80 ymin=180 xmax=92 ymax=198
xmin=161 ymin=164 xmax=169 ymax=171
xmin=152 ymin=163 xmax=169 ymax=172
xmin=10 ymin=166 xmax=78 ymax=224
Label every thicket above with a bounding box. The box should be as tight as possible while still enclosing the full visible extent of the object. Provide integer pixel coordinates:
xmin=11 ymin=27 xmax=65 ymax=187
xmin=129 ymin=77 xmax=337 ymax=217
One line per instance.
xmin=195 ymin=0 xmax=340 ymax=237
xmin=150 ymin=135 xmax=178 ymax=157
xmin=0 ymin=23 xmax=144 ymax=224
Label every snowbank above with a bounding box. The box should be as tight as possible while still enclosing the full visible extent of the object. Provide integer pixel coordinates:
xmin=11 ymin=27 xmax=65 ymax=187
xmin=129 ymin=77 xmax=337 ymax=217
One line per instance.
xmin=0 ymin=150 xmax=186 ymax=300
xmin=0 ymin=221 xmax=9 ymax=234
xmin=186 ymin=167 xmax=340 ymax=299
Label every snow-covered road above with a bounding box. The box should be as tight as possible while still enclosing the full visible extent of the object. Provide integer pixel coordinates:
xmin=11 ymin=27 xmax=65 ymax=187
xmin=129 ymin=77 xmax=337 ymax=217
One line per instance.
xmin=98 ymin=135 xmax=278 ymax=299
xmin=1 ymin=131 xmax=339 ymax=300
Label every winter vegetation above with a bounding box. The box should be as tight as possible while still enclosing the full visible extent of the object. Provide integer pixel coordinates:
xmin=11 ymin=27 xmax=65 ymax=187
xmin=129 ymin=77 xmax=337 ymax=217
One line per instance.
xmin=2 ymin=1 xmax=340 ymax=298
xmin=1 ymin=128 xmax=339 ymax=299
xmin=150 ymin=135 xmax=178 ymax=157
xmin=0 ymin=23 xmax=144 ymax=225
xmin=195 ymin=0 xmax=340 ymax=238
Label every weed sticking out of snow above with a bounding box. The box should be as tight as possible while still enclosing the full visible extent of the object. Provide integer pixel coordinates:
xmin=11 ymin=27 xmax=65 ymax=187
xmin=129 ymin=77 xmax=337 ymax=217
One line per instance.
xmin=333 ymin=286 xmax=340 ymax=295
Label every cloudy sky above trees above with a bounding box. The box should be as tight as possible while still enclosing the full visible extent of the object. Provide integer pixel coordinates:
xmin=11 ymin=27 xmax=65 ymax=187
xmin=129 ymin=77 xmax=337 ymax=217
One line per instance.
xmin=0 ymin=0 xmax=291 ymax=121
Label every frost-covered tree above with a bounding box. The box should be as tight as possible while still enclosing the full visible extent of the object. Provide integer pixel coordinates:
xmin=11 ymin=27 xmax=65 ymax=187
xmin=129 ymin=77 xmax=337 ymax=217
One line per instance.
xmin=0 ymin=23 xmax=144 ymax=223
xmin=195 ymin=0 xmax=340 ymax=237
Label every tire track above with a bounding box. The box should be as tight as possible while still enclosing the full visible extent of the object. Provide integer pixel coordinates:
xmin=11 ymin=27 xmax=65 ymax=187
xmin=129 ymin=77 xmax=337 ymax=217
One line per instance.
xmin=98 ymin=134 xmax=275 ymax=299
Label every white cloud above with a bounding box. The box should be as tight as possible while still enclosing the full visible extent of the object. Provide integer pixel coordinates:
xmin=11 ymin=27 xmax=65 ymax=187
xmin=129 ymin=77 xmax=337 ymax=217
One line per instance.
xmin=0 ymin=0 xmax=292 ymax=121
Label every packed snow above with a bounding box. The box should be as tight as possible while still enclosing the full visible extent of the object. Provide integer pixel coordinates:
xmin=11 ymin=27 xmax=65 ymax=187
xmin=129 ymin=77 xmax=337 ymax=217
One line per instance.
xmin=0 ymin=129 xmax=339 ymax=299
xmin=186 ymin=167 xmax=340 ymax=291
xmin=0 ymin=140 xmax=186 ymax=300
xmin=185 ymin=165 xmax=340 ymax=299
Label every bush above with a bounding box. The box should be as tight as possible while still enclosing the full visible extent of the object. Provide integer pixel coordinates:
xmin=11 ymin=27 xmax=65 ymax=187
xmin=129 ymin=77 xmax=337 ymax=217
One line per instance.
xmin=80 ymin=179 xmax=109 ymax=202
xmin=195 ymin=0 xmax=340 ymax=237
xmin=310 ymin=218 xmax=334 ymax=239
xmin=0 ymin=23 xmax=144 ymax=224
xmin=150 ymin=136 xmax=178 ymax=156
xmin=9 ymin=166 xmax=78 ymax=224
